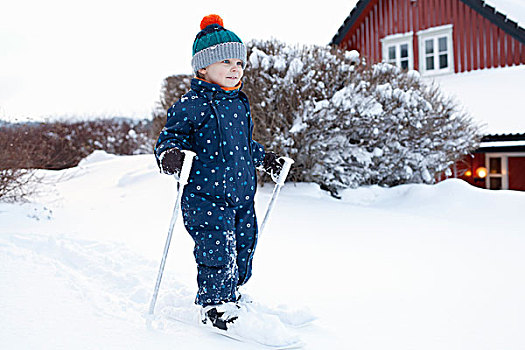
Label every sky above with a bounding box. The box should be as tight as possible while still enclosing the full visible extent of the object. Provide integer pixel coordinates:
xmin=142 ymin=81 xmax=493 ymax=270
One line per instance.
xmin=2 ymin=0 xmax=524 ymax=124
xmin=0 ymin=0 xmax=357 ymax=121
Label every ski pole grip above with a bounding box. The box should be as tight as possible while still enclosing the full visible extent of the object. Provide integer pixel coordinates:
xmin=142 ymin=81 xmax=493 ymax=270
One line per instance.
xmin=272 ymin=157 xmax=294 ymax=185
xmin=178 ymin=150 xmax=196 ymax=186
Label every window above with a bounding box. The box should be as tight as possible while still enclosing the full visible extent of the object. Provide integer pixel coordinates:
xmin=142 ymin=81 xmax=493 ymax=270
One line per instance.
xmin=386 ymin=42 xmax=410 ymax=69
xmin=489 ymin=157 xmax=502 ymax=175
xmin=381 ymin=32 xmax=414 ymax=71
xmin=488 ymin=157 xmax=503 ymax=190
xmin=490 ymin=177 xmax=503 ymax=190
xmin=424 ymin=37 xmax=449 ymax=70
xmin=417 ymin=25 xmax=454 ymax=75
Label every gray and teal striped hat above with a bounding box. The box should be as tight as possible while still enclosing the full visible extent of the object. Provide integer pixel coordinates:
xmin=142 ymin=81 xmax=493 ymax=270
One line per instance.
xmin=192 ymin=14 xmax=247 ymax=73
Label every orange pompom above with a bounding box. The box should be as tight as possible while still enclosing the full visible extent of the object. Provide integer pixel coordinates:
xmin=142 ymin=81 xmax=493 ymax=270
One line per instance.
xmin=200 ymin=14 xmax=224 ymax=30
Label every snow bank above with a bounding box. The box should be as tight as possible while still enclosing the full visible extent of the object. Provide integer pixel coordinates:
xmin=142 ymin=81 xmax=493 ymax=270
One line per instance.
xmin=78 ymin=149 xmax=119 ymax=166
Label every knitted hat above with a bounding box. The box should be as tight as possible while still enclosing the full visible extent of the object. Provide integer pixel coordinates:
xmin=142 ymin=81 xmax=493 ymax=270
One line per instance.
xmin=191 ymin=14 xmax=247 ymax=73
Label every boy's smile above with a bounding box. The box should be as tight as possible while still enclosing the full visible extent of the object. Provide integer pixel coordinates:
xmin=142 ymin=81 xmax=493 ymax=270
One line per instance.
xmin=198 ymin=58 xmax=244 ymax=88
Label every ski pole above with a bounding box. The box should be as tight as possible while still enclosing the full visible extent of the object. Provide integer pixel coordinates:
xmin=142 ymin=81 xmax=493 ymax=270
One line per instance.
xmin=148 ymin=150 xmax=196 ymax=318
xmin=259 ymin=157 xmax=294 ymax=236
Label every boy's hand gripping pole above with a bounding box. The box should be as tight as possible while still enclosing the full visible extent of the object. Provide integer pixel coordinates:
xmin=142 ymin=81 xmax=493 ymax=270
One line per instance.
xmin=148 ymin=150 xmax=196 ymax=318
xmin=259 ymin=157 xmax=294 ymax=236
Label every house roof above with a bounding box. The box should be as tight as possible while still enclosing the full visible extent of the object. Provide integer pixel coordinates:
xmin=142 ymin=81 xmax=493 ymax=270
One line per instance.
xmin=330 ymin=0 xmax=525 ymax=46
xmin=475 ymin=133 xmax=525 ymax=152
xmin=481 ymin=133 xmax=525 ymax=142
xmin=430 ymin=64 xmax=525 ymax=135
xmin=330 ymin=0 xmax=369 ymax=46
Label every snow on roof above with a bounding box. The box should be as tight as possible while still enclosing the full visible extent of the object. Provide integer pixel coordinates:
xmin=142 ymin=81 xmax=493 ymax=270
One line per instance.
xmin=479 ymin=140 xmax=525 ymax=147
xmin=428 ymin=64 xmax=525 ymax=135
xmin=484 ymin=0 xmax=525 ymax=28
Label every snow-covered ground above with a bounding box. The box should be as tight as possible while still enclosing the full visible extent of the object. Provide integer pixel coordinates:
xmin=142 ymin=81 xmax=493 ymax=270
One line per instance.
xmin=1 ymin=151 xmax=525 ymax=349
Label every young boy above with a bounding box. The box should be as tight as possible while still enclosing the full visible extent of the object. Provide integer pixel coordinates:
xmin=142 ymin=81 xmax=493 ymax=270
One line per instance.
xmin=154 ymin=14 xmax=282 ymax=331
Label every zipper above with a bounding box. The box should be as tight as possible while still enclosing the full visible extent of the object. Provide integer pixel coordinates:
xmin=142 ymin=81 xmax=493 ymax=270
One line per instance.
xmin=208 ymin=92 xmax=228 ymax=202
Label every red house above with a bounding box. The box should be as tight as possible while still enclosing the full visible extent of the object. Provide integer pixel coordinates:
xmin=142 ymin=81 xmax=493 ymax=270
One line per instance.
xmin=331 ymin=0 xmax=525 ymax=190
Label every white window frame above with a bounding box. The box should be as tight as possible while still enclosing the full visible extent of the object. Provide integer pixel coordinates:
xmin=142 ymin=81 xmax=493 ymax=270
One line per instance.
xmin=484 ymin=152 xmax=525 ymax=190
xmin=381 ymin=32 xmax=414 ymax=71
xmin=417 ymin=24 xmax=454 ymax=76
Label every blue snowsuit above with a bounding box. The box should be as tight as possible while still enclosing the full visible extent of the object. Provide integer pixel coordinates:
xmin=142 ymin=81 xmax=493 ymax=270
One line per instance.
xmin=155 ymin=78 xmax=265 ymax=306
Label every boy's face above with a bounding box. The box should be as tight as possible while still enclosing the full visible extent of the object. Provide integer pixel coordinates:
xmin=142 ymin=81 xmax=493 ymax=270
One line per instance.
xmin=198 ymin=58 xmax=244 ymax=88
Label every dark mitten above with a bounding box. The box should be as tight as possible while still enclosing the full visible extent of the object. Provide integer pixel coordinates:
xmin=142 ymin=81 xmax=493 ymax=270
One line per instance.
xmin=262 ymin=152 xmax=283 ymax=175
xmin=159 ymin=148 xmax=184 ymax=175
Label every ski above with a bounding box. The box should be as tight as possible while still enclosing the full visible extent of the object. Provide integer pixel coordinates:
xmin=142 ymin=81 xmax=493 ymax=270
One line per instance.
xmin=236 ymin=294 xmax=317 ymax=328
xmin=152 ymin=301 xmax=304 ymax=349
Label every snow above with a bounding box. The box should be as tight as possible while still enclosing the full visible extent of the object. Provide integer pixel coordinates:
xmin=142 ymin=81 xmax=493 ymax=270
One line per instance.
xmin=480 ymin=140 xmax=525 ymax=147
xmin=345 ymin=50 xmax=361 ymax=63
xmin=284 ymin=58 xmax=304 ymax=82
xmin=2 ymin=151 xmax=525 ymax=349
xmin=428 ymin=64 xmax=525 ymax=134
xmin=485 ymin=0 xmax=525 ymax=26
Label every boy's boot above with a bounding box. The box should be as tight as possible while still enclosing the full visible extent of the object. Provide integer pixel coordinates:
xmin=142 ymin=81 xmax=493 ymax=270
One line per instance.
xmin=201 ymin=302 xmax=240 ymax=331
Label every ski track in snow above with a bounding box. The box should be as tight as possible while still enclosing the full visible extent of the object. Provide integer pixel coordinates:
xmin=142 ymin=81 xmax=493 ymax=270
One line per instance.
xmin=2 ymin=232 xmax=151 ymax=320
xmin=0 ymin=230 xmax=279 ymax=349
xmin=1 ymin=151 xmax=525 ymax=349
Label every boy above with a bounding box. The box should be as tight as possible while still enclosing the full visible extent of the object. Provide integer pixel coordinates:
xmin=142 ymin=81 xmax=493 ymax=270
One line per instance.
xmin=154 ymin=14 xmax=282 ymax=331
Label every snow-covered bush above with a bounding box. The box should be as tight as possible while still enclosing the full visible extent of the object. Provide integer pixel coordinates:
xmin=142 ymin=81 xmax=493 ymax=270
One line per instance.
xmin=243 ymin=40 xmax=361 ymax=185
xmin=301 ymin=64 xmax=481 ymax=192
xmin=243 ymin=39 xmax=481 ymax=194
